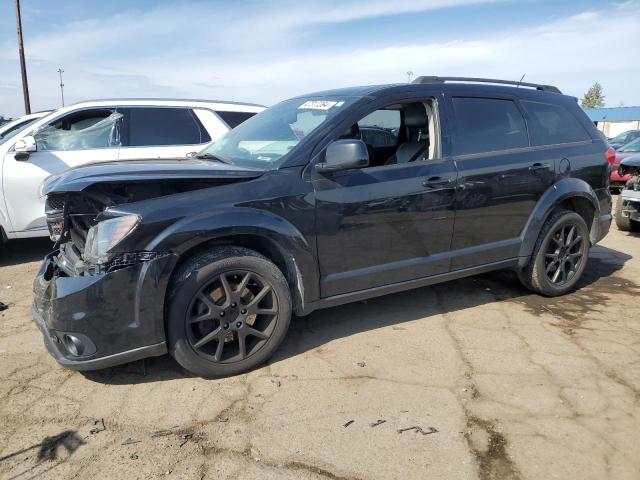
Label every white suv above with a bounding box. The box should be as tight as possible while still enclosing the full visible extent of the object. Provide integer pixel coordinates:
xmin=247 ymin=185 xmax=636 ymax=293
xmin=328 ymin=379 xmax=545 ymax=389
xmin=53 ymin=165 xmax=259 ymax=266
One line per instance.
xmin=1 ymin=99 xmax=264 ymax=241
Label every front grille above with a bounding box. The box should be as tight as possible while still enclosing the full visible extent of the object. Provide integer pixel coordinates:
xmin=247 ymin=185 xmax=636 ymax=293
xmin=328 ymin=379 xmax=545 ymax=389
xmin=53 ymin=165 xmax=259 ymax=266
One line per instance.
xmin=45 ymin=195 xmax=65 ymax=213
xmin=45 ymin=195 xmax=67 ymax=242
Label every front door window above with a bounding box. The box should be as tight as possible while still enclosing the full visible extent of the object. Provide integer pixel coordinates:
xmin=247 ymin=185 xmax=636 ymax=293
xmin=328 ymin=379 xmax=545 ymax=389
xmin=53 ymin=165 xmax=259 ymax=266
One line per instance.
xmin=34 ymin=109 xmax=121 ymax=151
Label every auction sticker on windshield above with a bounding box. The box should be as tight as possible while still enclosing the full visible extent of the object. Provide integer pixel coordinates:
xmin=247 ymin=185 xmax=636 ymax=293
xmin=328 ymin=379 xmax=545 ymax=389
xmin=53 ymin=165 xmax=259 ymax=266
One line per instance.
xmin=298 ymin=100 xmax=344 ymax=110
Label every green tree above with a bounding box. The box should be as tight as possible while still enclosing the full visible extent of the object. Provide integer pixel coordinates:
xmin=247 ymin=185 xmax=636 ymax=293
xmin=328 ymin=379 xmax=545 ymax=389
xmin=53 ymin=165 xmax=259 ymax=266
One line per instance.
xmin=581 ymin=82 xmax=605 ymax=109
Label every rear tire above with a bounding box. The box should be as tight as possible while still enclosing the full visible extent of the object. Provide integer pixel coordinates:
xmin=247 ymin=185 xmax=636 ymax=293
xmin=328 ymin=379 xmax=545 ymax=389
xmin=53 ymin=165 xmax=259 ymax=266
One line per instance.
xmin=166 ymin=246 xmax=291 ymax=378
xmin=518 ymin=210 xmax=590 ymax=296
xmin=615 ymin=195 xmax=633 ymax=232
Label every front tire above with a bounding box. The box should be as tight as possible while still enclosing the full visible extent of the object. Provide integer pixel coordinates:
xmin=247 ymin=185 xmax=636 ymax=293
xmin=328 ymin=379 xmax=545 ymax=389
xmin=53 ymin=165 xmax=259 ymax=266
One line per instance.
xmin=518 ymin=210 xmax=590 ymax=296
xmin=615 ymin=195 xmax=634 ymax=232
xmin=167 ymin=246 xmax=292 ymax=378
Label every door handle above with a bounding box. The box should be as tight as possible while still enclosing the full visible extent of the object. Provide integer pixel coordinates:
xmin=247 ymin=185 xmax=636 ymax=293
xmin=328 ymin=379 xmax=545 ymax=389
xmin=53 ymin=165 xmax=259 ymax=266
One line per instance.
xmin=529 ymin=162 xmax=550 ymax=171
xmin=422 ymin=176 xmax=452 ymax=188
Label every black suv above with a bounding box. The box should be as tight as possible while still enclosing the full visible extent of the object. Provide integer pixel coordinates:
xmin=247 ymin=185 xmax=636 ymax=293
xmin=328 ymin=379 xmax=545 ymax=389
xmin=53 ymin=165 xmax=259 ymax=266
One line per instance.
xmin=33 ymin=77 xmax=612 ymax=377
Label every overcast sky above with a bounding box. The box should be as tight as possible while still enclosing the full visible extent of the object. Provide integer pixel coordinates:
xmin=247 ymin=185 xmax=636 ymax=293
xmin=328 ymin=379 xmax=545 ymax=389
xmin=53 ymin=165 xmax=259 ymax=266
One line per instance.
xmin=1 ymin=0 xmax=639 ymax=117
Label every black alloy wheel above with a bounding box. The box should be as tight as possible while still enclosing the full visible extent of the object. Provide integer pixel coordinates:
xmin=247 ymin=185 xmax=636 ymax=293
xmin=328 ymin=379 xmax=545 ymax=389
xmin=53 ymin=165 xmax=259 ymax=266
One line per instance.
xmin=186 ymin=270 xmax=278 ymax=363
xmin=543 ymin=223 xmax=585 ymax=286
xmin=167 ymin=246 xmax=292 ymax=378
xmin=518 ymin=209 xmax=590 ymax=296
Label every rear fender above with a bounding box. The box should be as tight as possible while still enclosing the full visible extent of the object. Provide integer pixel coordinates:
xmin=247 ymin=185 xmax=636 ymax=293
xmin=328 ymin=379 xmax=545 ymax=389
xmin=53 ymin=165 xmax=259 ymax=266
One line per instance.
xmin=518 ymin=178 xmax=599 ymax=267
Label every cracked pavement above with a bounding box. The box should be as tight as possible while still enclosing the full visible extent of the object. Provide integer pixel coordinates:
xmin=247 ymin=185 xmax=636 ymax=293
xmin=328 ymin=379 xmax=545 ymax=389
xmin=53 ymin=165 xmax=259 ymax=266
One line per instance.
xmin=1 ymin=214 xmax=639 ymax=479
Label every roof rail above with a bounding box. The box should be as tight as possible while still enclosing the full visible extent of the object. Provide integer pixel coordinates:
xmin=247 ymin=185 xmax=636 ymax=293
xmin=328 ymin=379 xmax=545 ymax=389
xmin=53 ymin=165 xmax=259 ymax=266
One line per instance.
xmin=412 ymin=76 xmax=562 ymax=94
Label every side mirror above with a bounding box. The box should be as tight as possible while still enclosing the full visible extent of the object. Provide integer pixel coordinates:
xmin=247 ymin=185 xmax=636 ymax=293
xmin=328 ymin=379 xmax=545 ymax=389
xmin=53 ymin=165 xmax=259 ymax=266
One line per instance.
xmin=14 ymin=135 xmax=37 ymax=161
xmin=315 ymin=139 xmax=369 ymax=173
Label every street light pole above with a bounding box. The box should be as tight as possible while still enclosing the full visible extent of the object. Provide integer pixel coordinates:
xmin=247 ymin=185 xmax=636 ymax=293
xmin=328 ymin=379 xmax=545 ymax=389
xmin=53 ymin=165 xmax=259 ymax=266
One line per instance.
xmin=406 ymin=71 xmax=414 ymax=83
xmin=15 ymin=0 xmax=31 ymax=114
xmin=57 ymin=68 xmax=65 ymax=107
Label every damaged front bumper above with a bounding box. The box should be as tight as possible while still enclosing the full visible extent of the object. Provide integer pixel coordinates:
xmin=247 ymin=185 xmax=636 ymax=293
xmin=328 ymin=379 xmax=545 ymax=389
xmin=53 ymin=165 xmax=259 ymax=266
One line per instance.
xmin=32 ymin=248 xmax=178 ymax=371
xmin=619 ymin=189 xmax=640 ymax=222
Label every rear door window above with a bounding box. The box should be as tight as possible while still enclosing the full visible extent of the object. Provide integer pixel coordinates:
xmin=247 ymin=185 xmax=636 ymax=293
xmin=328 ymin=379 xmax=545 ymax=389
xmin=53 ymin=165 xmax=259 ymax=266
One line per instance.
xmin=215 ymin=111 xmax=256 ymax=129
xmin=125 ymin=107 xmax=209 ymax=147
xmin=520 ymin=101 xmax=590 ymax=146
xmin=451 ymin=97 xmax=528 ymax=155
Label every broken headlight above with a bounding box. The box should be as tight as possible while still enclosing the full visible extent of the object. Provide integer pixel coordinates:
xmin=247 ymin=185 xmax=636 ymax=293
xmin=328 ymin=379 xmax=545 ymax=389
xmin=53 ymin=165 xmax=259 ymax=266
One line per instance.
xmin=83 ymin=215 xmax=140 ymax=265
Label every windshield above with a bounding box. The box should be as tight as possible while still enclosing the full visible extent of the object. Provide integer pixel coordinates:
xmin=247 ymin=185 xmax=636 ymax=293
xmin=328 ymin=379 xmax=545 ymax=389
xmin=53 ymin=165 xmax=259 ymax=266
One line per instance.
xmin=619 ymin=137 xmax=640 ymax=152
xmin=199 ymin=96 xmax=358 ymax=168
xmin=610 ymin=131 xmax=633 ymax=143
xmin=0 ymin=117 xmax=40 ymax=143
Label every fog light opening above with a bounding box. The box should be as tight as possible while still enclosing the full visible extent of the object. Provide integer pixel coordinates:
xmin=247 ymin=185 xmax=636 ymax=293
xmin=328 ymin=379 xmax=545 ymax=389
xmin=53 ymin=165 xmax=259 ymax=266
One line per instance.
xmin=62 ymin=334 xmax=84 ymax=357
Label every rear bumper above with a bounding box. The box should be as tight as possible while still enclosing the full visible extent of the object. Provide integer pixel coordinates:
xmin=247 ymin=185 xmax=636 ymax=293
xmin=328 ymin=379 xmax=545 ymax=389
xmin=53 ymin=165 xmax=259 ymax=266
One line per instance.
xmin=595 ymin=212 xmax=612 ymax=243
xmin=593 ymin=187 xmax=612 ymax=244
xmin=32 ymin=250 xmax=177 ymax=370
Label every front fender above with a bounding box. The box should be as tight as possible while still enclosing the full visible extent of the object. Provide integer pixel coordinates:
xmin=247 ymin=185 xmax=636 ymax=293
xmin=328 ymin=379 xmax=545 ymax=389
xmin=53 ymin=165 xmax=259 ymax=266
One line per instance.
xmin=518 ymin=178 xmax=600 ymax=266
xmin=145 ymin=207 xmax=319 ymax=314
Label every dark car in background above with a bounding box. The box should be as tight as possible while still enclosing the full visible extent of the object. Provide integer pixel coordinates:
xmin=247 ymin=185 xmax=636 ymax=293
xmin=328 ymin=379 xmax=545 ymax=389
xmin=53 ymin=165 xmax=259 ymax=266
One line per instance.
xmin=33 ymin=77 xmax=612 ymax=377
xmin=608 ymin=129 xmax=640 ymax=150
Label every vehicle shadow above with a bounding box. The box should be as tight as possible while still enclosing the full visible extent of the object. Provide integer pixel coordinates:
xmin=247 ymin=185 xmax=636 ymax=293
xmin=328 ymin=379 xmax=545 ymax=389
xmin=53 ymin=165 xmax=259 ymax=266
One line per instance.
xmin=0 ymin=237 xmax=52 ymax=267
xmin=273 ymin=244 xmax=636 ymax=361
xmin=80 ymin=354 xmax=191 ymax=384
xmin=620 ymin=227 xmax=640 ymax=237
xmin=86 ymin=244 xmax=634 ymax=385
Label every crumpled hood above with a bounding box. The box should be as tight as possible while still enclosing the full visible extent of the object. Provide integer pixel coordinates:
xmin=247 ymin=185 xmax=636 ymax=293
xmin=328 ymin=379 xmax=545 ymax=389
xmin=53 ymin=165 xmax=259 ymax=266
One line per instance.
xmin=618 ymin=154 xmax=640 ymax=177
xmin=42 ymin=157 xmax=265 ymax=194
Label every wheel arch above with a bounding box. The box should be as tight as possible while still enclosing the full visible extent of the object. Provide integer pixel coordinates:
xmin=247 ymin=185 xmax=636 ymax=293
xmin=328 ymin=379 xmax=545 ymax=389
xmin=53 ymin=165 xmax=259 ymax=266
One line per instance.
xmin=147 ymin=208 xmax=319 ymax=316
xmin=518 ymin=178 xmax=599 ymax=268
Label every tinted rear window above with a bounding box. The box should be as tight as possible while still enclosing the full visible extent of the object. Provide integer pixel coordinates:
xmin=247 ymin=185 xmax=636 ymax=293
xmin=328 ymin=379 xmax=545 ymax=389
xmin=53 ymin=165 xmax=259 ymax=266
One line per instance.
xmin=126 ymin=108 xmax=210 ymax=147
xmin=521 ymin=101 xmax=590 ymax=146
xmin=452 ymin=97 xmax=528 ymax=155
xmin=216 ymin=111 xmax=256 ymax=129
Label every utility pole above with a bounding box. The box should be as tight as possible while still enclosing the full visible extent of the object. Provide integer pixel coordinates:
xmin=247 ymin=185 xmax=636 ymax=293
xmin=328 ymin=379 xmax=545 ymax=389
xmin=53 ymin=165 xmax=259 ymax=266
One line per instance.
xmin=406 ymin=71 xmax=414 ymax=83
xmin=15 ymin=0 xmax=31 ymax=114
xmin=57 ymin=68 xmax=65 ymax=107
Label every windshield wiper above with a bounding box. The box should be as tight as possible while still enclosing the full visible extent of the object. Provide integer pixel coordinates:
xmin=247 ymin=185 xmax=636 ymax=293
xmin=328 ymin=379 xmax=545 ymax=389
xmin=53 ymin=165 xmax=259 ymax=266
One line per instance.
xmin=195 ymin=153 xmax=231 ymax=164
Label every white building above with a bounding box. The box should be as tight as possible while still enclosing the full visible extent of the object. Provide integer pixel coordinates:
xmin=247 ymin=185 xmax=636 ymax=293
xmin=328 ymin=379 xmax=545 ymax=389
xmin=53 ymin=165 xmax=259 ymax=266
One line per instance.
xmin=584 ymin=107 xmax=640 ymax=137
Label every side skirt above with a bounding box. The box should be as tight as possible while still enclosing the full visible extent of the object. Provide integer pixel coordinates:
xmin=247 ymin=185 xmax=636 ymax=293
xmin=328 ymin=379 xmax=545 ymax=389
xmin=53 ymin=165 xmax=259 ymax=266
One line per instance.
xmin=300 ymin=258 xmax=518 ymax=316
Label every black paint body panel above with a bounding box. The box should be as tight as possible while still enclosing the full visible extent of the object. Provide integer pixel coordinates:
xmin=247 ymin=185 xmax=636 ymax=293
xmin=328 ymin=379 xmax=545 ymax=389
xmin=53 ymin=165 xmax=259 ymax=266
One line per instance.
xmin=33 ymin=82 xmax=612 ymax=369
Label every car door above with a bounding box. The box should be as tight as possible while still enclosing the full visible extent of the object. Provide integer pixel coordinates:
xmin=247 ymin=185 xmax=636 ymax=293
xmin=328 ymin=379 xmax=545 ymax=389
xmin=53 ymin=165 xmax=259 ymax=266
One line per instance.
xmin=117 ymin=107 xmax=214 ymax=160
xmin=446 ymin=94 xmax=556 ymax=269
xmin=2 ymin=107 xmax=121 ymax=235
xmin=313 ymin=93 xmax=458 ymax=298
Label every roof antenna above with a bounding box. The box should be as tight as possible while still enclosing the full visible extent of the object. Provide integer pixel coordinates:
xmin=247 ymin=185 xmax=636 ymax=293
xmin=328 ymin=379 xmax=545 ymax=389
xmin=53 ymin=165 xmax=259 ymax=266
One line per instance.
xmin=516 ymin=73 xmax=526 ymax=88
